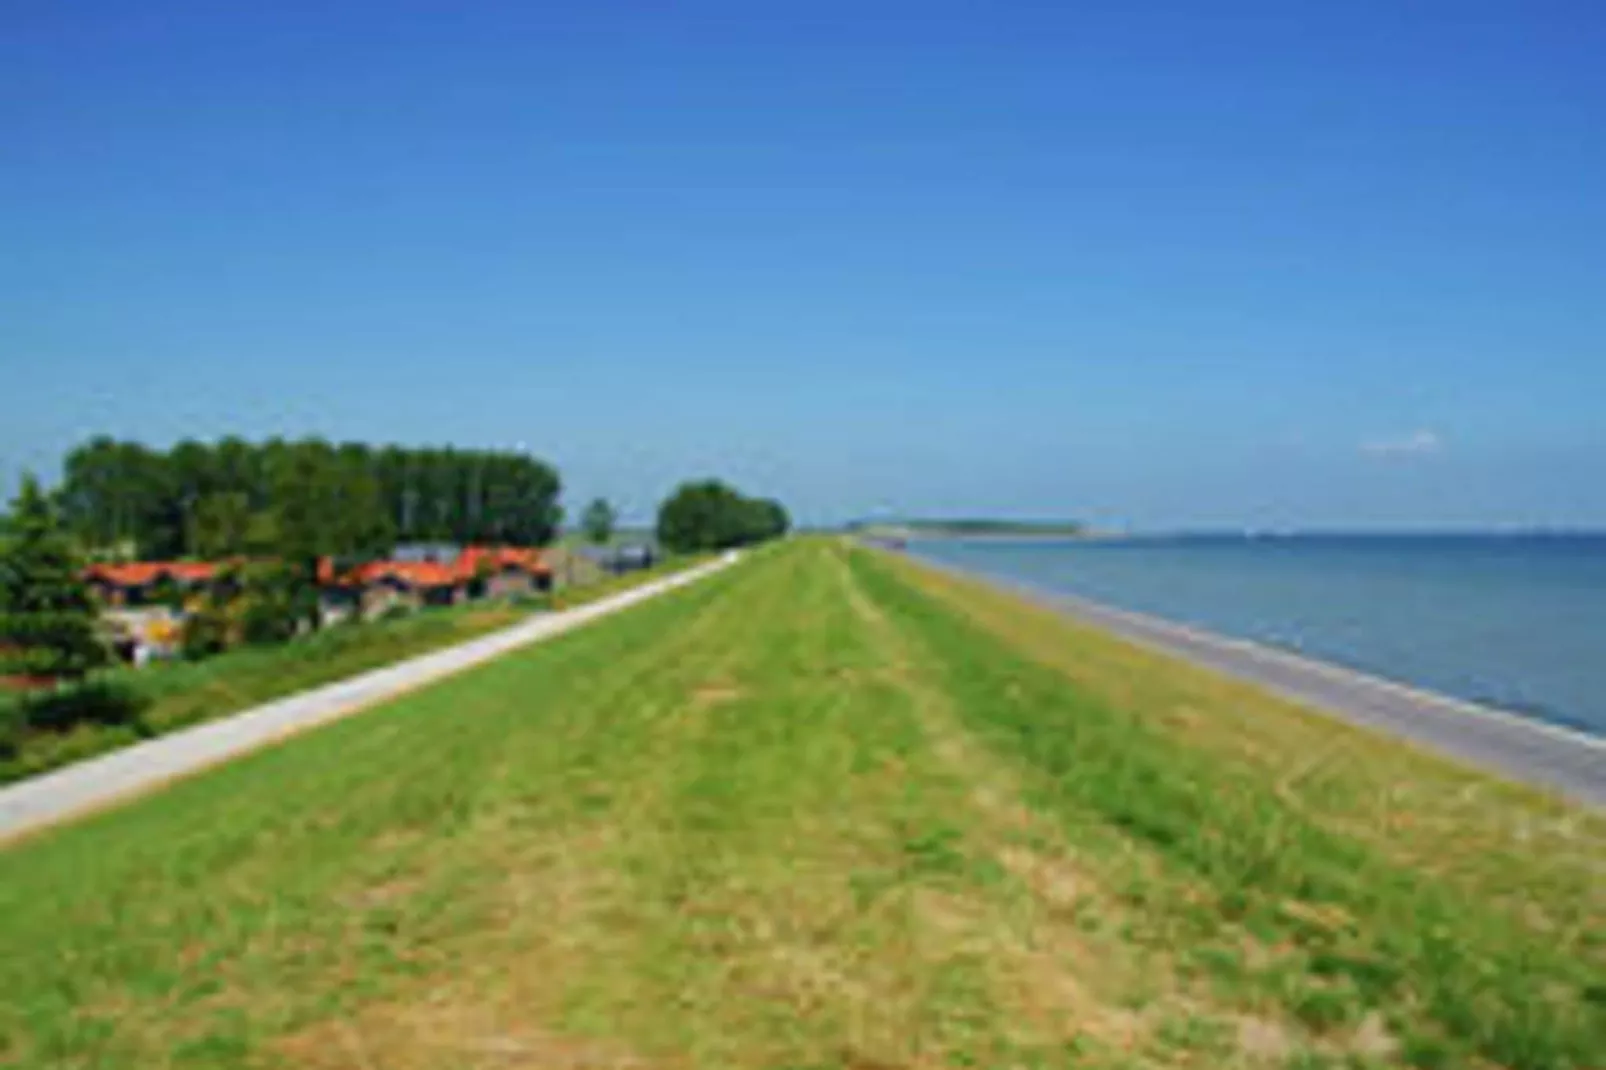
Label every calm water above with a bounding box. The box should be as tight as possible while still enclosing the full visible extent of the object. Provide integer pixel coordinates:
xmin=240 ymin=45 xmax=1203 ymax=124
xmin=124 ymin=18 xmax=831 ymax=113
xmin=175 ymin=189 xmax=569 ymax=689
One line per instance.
xmin=910 ymin=535 xmax=1606 ymax=737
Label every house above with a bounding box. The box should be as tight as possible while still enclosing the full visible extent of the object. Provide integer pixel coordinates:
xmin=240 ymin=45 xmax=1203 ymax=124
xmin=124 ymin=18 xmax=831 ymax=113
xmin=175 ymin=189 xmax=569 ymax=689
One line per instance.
xmin=325 ymin=559 xmax=465 ymax=618
xmin=456 ymin=545 xmax=552 ymax=598
xmin=83 ymin=546 xmax=553 ymax=638
xmin=576 ymin=542 xmax=657 ymax=575
xmin=319 ymin=545 xmax=552 ymax=619
xmin=82 ymin=562 xmax=227 ymax=663
xmin=84 ymin=561 xmax=222 ymax=608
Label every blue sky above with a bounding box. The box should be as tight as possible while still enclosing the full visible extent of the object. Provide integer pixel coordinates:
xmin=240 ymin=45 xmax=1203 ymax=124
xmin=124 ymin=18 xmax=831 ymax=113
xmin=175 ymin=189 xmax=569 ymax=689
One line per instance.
xmin=4 ymin=0 xmax=1604 ymax=529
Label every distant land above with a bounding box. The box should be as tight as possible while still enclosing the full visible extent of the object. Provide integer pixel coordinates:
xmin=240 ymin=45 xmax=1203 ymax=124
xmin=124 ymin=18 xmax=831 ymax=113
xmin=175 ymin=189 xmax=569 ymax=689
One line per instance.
xmin=846 ymin=518 xmax=1088 ymax=539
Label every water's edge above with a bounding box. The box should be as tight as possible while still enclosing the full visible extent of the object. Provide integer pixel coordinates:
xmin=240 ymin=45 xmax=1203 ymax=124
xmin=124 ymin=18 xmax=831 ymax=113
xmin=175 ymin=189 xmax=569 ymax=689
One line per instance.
xmin=892 ymin=547 xmax=1606 ymax=806
xmin=903 ymin=535 xmax=1606 ymax=739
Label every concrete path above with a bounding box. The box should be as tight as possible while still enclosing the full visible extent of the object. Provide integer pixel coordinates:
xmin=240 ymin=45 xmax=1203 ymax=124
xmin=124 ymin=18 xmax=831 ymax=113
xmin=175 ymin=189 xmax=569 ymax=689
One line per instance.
xmin=0 ymin=553 xmax=740 ymax=845
xmin=978 ymin=574 xmax=1605 ymax=807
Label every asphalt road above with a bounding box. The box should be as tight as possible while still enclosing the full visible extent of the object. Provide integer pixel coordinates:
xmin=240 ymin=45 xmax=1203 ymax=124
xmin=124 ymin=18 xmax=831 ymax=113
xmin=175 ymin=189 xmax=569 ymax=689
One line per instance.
xmin=0 ymin=553 xmax=739 ymax=845
xmin=977 ymin=572 xmax=1606 ymax=808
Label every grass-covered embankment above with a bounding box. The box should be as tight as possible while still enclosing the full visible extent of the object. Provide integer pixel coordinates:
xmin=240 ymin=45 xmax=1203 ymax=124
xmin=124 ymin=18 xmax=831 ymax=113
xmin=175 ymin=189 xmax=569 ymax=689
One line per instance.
xmin=0 ymin=556 xmax=703 ymax=786
xmin=0 ymin=600 xmax=535 ymax=785
xmin=0 ymin=539 xmax=1598 ymax=1069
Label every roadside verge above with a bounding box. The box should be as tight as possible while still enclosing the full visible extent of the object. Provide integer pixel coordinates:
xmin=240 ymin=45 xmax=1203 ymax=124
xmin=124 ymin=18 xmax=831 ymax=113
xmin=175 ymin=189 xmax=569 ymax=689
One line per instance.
xmin=0 ymin=552 xmax=739 ymax=844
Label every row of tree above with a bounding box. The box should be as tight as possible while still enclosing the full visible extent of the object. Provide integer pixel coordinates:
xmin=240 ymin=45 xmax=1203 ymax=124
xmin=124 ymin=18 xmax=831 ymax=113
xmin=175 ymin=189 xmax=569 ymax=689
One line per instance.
xmin=655 ymin=480 xmax=790 ymax=552
xmin=2 ymin=459 xmax=792 ymax=695
xmin=60 ymin=436 xmax=563 ymax=560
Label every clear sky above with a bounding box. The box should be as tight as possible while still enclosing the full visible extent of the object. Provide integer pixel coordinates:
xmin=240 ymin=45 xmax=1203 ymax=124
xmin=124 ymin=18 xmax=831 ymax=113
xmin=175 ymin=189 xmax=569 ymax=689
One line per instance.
xmin=5 ymin=0 xmax=1604 ymax=530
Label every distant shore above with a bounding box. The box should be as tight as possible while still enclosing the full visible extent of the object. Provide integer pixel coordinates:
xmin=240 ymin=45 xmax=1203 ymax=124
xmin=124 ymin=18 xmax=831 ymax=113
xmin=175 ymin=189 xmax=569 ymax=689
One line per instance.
xmin=897 ymin=532 xmax=1097 ymax=543
xmin=853 ymin=521 xmax=1094 ymax=541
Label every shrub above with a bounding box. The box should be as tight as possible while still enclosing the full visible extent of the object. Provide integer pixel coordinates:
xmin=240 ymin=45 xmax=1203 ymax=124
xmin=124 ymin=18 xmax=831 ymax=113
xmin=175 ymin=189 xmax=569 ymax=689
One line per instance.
xmin=181 ymin=608 xmax=229 ymax=660
xmin=235 ymin=562 xmax=300 ymax=646
xmin=0 ymin=475 xmax=106 ymax=682
xmin=0 ymin=693 xmax=24 ymax=758
xmin=9 ymin=678 xmax=148 ymax=734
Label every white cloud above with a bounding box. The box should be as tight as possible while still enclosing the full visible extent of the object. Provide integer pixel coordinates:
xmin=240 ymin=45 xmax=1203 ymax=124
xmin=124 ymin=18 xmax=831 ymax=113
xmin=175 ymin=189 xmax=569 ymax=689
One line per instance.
xmin=1361 ymin=429 xmax=1443 ymax=457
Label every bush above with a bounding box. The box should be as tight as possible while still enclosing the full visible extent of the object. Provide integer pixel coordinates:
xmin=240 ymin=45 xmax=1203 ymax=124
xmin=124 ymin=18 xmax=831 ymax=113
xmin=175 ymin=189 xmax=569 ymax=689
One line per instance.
xmin=234 ymin=563 xmax=301 ymax=645
xmin=181 ymin=608 xmax=229 ymax=660
xmin=239 ymin=599 xmax=296 ymax=645
xmin=6 ymin=678 xmax=149 ymax=734
xmin=0 ymin=694 xmax=24 ymax=758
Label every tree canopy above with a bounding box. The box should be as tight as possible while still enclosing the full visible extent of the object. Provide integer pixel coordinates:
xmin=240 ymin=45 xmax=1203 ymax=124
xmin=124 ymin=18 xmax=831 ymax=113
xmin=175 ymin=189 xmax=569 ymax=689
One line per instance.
xmin=581 ymin=498 xmax=617 ymax=545
xmin=58 ymin=437 xmax=563 ymax=559
xmin=655 ymin=480 xmax=790 ymax=553
xmin=0 ymin=475 xmax=105 ymax=682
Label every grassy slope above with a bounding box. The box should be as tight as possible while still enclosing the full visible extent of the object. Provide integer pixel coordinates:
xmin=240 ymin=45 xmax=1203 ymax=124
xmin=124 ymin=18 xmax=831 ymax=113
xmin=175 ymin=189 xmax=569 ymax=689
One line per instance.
xmin=1 ymin=556 xmax=703 ymax=785
xmin=0 ymin=540 xmax=1599 ymax=1069
xmin=0 ymin=601 xmax=527 ymax=784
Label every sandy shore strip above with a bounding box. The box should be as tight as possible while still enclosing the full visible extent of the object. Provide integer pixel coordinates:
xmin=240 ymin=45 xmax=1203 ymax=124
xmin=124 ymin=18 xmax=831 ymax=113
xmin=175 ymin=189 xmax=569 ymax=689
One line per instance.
xmin=908 ymin=554 xmax=1605 ymax=808
xmin=0 ymin=552 xmax=740 ymax=845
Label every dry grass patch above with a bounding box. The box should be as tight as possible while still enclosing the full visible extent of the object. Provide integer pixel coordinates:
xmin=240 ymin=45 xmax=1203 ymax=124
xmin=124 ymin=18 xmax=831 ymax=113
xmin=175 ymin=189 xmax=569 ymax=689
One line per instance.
xmin=280 ymin=987 xmax=657 ymax=1070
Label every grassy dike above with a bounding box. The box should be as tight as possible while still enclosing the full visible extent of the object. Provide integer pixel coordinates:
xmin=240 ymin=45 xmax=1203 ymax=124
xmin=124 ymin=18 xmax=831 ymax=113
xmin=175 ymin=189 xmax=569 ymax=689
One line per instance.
xmin=0 ymin=539 xmax=1599 ymax=1069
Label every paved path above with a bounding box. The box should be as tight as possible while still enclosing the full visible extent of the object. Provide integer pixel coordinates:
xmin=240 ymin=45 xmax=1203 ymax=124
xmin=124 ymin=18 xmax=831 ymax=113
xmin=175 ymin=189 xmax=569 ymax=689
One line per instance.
xmin=925 ymin=560 xmax=1606 ymax=808
xmin=0 ymin=553 xmax=740 ymax=845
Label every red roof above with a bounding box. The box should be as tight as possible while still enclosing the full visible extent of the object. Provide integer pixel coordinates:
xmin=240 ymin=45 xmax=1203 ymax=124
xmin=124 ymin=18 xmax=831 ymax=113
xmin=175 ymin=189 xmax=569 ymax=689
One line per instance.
xmin=349 ymin=560 xmax=459 ymax=589
xmin=92 ymin=547 xmax=548 ymax=592
xmin=322 ymin=547 xmax=546 ymax=590
xmin=85 ymin=561 xmax=220 ymax=587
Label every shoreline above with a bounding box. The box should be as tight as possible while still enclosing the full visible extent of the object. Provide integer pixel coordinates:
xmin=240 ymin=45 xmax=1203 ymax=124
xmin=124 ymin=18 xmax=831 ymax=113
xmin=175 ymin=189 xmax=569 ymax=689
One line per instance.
xmin=902 ymin=551 xmax=1606 ymax=808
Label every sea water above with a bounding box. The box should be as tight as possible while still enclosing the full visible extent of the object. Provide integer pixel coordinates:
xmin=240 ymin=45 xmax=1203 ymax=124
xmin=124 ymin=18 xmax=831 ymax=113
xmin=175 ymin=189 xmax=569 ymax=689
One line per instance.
xmin=910 ymin=535 xmax=1606 ymax=737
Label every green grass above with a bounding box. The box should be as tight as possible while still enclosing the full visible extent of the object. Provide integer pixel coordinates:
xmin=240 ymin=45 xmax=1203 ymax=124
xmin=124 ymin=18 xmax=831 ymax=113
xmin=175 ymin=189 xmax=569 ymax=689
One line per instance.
xmin=0 ymin=539 xmax=1598 ymax=1069
xmin=1 ymin=556 xmax=702 ymax=786
xmin=850 ymin=548 xmax=1605 ymax=1069
xmin=0 ymin=600 xmax=532 ymax=785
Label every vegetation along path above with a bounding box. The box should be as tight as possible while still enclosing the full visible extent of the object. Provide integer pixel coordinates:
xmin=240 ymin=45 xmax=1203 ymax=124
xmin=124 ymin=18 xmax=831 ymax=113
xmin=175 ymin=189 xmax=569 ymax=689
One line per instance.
xmin=0 ymin=539 xmax=1600 ymax=1069
xmin=0 ymin=553 xmax=737 ymax=843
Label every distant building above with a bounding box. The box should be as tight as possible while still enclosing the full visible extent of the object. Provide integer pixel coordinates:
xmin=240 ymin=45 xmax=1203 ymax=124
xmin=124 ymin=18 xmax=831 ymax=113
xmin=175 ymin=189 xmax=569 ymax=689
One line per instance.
xmin=577 ymin=542 xmax=658 ymax=575
xmin=85 ymin=547 xmax=554 ymax=654
xmin=318 ymin=545 xmax=553 ymax=618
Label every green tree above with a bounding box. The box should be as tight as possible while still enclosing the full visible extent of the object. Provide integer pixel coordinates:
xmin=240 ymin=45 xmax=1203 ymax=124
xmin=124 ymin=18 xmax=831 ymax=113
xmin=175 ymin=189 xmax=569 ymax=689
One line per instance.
xmin=0 ymin=474 xmax=106 ymax=682
xmin=234 ymin=561 xmax=301 ymax=645
xmin=654 ymin=480 xmax=789 ymax=553
xmin=56 ymin=436 xmax=565 ymax=556
xmin=59 ymin=437 xmax=169 ymax=557
xmin=189 ymin=492 xmax=262 ymax=559
xmin=164 ymin=438 xmax=215 ymax=556
xmin=657 ymin=480 xmax=739 ymax=553
xmin=266 ymin=440 xmax=393 ymax=631
xmin=581 ymin=498 xmax=617 ymax=545
xmin=749 ymin=497 xmax=791 ymax=541
xmin=374 ymin=444 xmax=412 ymax=539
